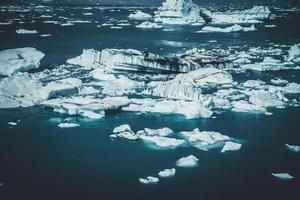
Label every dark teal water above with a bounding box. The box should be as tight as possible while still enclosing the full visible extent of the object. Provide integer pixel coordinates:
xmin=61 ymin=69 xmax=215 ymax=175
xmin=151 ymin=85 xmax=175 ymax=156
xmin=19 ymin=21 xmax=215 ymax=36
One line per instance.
xmin=1 ymin=3 xmax=300 ymax=200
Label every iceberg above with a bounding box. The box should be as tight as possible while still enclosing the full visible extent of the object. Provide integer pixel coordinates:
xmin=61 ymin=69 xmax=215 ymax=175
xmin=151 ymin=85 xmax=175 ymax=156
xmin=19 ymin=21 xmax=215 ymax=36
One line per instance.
xmin=0 ymin=47 xmax=45 ymax=76
xmin=286 ymin=43 xmax=300 ymax=64
xmin=16 ymin=29 xmax=38 ymax=34
xmin=8 ymin=122 xmax=18 ymax=126
xmin=272 ymin=173 xmax=294 ymax=180
xmin=144 ymin=68 xmax=233 ymax=101
xmin=209 ymin=6 xmax=271 ymax=24
xmin=158 ymin=168 xmax=176 ymax=178
xmin=249 ymin=91 xmax=285 ymax=107
xmin=180 ymin=128 xmax=233 ymax=151
xmin=139 ymin=135 xmax=185 ymax=148
xmin=154 ymin=0 xmax=207 ymax=25
xmin=110 ymin=124 xmax=139 ymax=140
xmin=136 ymin=21 xmax=163 ymax=29
xmin=285 ymin=144 xmax=300 ymax=153
xmin=67 ymin=48 xmax=233 ymax=73
xmin=221 ymin=141 xmax=242 ymax=153
xmin=232 ymin=101 xmax=267 ymax=114
xmin=139 ymin=127 xmax=174 ymax=137
xmin=0 ymin=73 xmax=48 ymax=108
xmin=123 ymin=99 xmax=213 ymax=119
xmin=176 ymin=155 xmax=199 ymax=167
xmin=139 ymin=176 xmax=159 ymax=184
xmin=58 ymin=123 xmax=80 ymax=128
xmin=128 ymin=10 xmax=152 ymax=20
xmin=199 ymin=24 xmax=256 ymax=33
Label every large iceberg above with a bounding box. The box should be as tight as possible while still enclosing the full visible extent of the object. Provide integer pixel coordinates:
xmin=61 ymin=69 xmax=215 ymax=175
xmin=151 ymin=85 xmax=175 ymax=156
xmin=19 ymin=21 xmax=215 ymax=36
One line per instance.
xmin=209 ymin=6 xmax=271 ymax=24
xmin=154 ymin=0 xmax=207 ymax=25
xmin=67 ymin=48 xmax=233 ymax=73
xmin=286 ymin=43 xmax=300 ymax=64
xmin=0 ymin=47 xmax=45 ymax=76
xmin=144 ymin=68 xmax=233 ymax=101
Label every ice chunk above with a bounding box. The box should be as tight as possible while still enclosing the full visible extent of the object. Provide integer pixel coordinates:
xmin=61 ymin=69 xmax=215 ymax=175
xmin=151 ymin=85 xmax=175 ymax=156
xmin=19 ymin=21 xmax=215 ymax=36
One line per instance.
xmin=285 ymin=144 xmax=300 ymax=153
xmin=111 ymin=124 xmax=138 ymax=140
xmin=176 ymin=155 xmax=199 ymax=167
xmin=154 ymin=0 xmax=206 ymax=25
xmin=0 ymin=73 xmax=48 ymax=108
xmin=272 ymin=173 xmax=294 ymax=180
xmin=16 ymin=29 xmax=38 ymax=34
xmin=181 ymin=128 xmax=231 ymax=151
xmin=139 ymin=176 xmax=159 ymax=184
xmin=128 ymin=10 xmax=152 ymax=19
xmin=0 ymin=47 xmax=45 ymax=76
xmin=270 ymin=78 xmax=288 ymax=86
xmin=67 ymin=49 xmax=101 ymax=68
xmin=144 ymin=68 xmax=233 ymax=101
xmin=142 ymin=127 xmax=174 ymax=137
xmin=158 ymin=168 xmax=176 ymax=178
xmin=249 ymin=91 xmax=285 ymax=107
xmin=286 ymin=43 xmax=300 ymax=63
xmin=139 ymin=135 xmax=185 ymax=148
xmin=8 ymin=122 xmax=17 ymax=126
xmin=199 ymin=24 xmax=256 ymax=33
xmin=44 ymin=78 xmax=82 ymax=98
xmin=136 ymin=21 xmax=163 ymax=29
xmin=232 ymin=101 xmax=267 ymax=114
xmin=113 ymin=124 xmax=132 ymax=133
xmin=58 ymin=123 xmax=80 ymax=128
xmin=210 ymin=6 xmax=271 ymax=24
xmin=221 ymin=141 xmax=242 ymax=153
xmin=123 ymin=99 xmax=213 ymax=119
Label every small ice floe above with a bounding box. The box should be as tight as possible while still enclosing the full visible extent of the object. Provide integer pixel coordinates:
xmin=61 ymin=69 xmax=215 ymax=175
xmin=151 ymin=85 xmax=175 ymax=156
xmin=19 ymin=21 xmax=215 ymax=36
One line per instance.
xmin=83 ymin=12 xmax=93 ymax=16
xmin=249 ymin=91 xmax=285 ymax=108
xmin=40 ymin=34 xmax=51 ymax=37
xmin=68 ymin=20 xmax=92 ymax=24
xmin=139 ymin=176 xmax=159 ymax=184
xmin=43 ymin=20 xmax=60 ymax=24
xmin=180 ymin=128 xmax=238 ymax=151
xmin=60 ymin=22 xmax=74 ymax=26
xmin=110 ymin=26 xmax=122 ymax=29
xmin=8 ymin=122 xmax=17 ymax=126
xmin=265 ymin=24 xmax=276 ymax=28
xmin=138 ymin=127 xmax=174 ymax=137
xmin=221 ymin=141 xmax=242 ymax=153
xmin=286 ymin=43 xmax=300 ymax=64
xmin=176 ymin=155 xmax=199 ymax=167
xmin=117 ymin=23 xmax=131 ymax=26
xmin=139 ymin=135 xmax=185 ymax=149
xmin=198 ymin=24 xmax=256 ymax=33
xmin=272 ymin=173 xmax=294 ymax=180
xmin=58 ymin=122 xmax=80 ymax=128
xmin=136 ymin=21 xmax=163 ymax=29
xmin=128 ymin=10 xmax=152 ymax=20
xmin=232 ymin=101 xmax=267 ymax=114
xmin=16 ymin=29 xmax=38 ymax=34
xmin=270 ymin=78 xmax=288 ymax=86
xmin=0 ymin=47 xmax=45 ymax=76
xmin=285 ymin=144 xmax=300 ymax=153
xmin=158 ymin=168 xmax=176 ymax=178
xmin=110 ymin=124 xmax=138 ymax=140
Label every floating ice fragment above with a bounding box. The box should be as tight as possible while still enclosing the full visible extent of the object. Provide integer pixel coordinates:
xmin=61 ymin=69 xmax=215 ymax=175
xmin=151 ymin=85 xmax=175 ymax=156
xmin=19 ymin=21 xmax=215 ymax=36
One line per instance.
xmin=58 ymin=123 xmax=80 ymax=128
xmin=136 ymin=21 xmax=163 ymax=29
xmin=285 ymin=144 xmax=300 ymax=153
xmin=158 ymin=168 xmax=176 ymax=178
xmin=286 ymin=43 xmax=300 ymax=64
xmin=0 ymin=47 xmax=45 ymax=76
xmin=16 ymin=29 xmax=38 ymax=34
xmin=139 ymin=135 xmax=185 ymax=148
xmin=199 ymin=24 xmax=256 ymax=33
xmin=176 ymin=155 xmax=199 ymax=167
xmin=221 ymin=141 xmax=242 ymax=153
xmin=128 ymin=10 xmax=152 ymax=20
xmin=272 ymin=173 xmax=294 ymax=180
xmin=8 ymin=122 xmax=17 ymax=126
xmin=139 ymin=176 xmax=159 ymax=184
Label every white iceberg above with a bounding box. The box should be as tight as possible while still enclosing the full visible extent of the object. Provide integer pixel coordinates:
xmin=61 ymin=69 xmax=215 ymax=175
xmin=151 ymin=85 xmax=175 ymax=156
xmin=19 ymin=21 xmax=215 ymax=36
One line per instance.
xmin=285 ymin=144 xmax=300 ymax=153
xmin=176 ymin=155 xmax=199 ymax=167
xmin=286 ymin=43 xmax=300 ymax=64
xmin=158 ymin=168 xmax=176 ymax=178
xmin=221 ymin=141 xmax=242 ymax=153
xmin=0 ymin=47 xmax=45 ymax=76
xmin=199 ymin=24 xmax=256 ymax=33
xmin=123 ymin=99 xmax=213 ymax=119
xmin=272 ymin=173 xmax=294 ymax=180
xmin=154 ymin=0 xmax=206 ymax=25
xmin=210 ymin=6 xmax=271 ymax=24
xmin=16 ymin=29 xmax=38 ymax=34
xmin=58 ymin=123 xmax=80 ymax=128
xmin=128 ymin=10 xmax=152 ymax=20
xmin=136 ymin=21 xmax=163 ymax=29
xmin=249 ymin=91 xmax=285 ymax=107
xmin=139 ymin=176 xmax=159 ymax=184
xmin=140 ymin=127 xmax=174 ymax=137
xmin=139 ymin=135 xmax=185 ymax=148
xmin=144 ymin=68 xmax=233 ymax=101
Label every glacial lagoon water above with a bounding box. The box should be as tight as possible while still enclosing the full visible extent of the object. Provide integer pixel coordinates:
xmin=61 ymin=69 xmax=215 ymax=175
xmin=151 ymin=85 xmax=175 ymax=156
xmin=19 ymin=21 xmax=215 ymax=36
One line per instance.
xmin=1 ymin=2 xmax=300 ymax=200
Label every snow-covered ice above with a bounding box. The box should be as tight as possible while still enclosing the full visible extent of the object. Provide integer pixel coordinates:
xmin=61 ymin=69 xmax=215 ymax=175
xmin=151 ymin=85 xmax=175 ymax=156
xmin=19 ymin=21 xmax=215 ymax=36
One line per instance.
xmin=136 ymin=21 xmax=163 ymax=29
xmin=139 ymin=176 xmax=159 ymax=184
xmin=272 ymin=173 xmax=294 ymax=180
xmin=16 ymin=29 xmax=38 ymax=34
xmin=158 ymin=168 xmax=176 ymax=178
xmin=139 ymin=135 xmax=185 ymax=148
xmin=286 ymin=43 xmax=300 ymax=64
xmin=221 ymin=141 xmax=242 ymax=153
xmin=58 ymin=122 xmax=80 ymax=128
xmin=0 ymin=47 xmax=45 ymax=76
xmin=199 ymin=24 xmax=256 ymax=33
xmin=128 ymin=10 xmax=152 ymax=20
xmin=285 ymin=144 xmax=300 ymax=153
xmin=176 ymin=155 xmax=199 ymax=167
